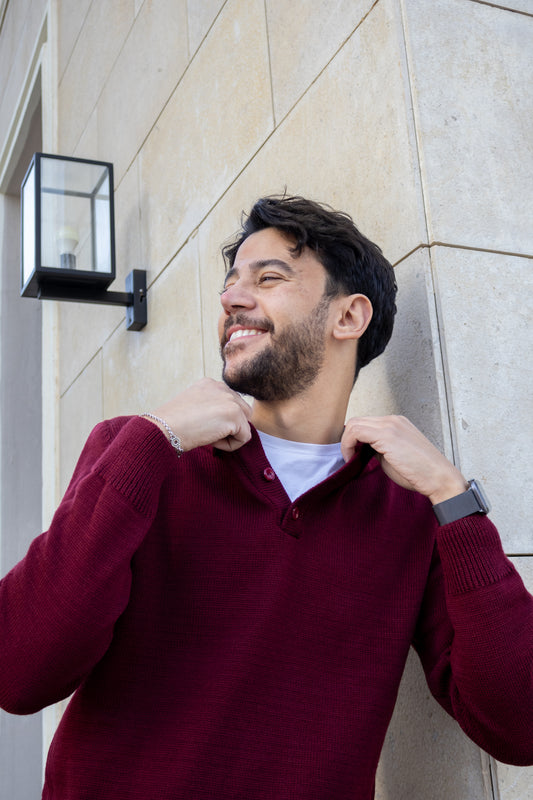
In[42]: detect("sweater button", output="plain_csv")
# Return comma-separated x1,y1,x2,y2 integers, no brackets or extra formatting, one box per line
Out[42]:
291,506,300,520
263,467,276,481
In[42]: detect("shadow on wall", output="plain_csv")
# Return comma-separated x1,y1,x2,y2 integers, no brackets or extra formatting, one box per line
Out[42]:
376,650,489,800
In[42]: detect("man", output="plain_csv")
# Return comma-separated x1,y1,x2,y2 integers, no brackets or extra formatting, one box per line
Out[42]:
1,195,532,799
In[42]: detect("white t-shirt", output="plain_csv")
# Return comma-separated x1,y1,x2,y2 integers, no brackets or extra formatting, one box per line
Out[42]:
257,430,345,502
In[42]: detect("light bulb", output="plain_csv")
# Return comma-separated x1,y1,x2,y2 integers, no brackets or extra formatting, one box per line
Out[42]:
57,225,79,269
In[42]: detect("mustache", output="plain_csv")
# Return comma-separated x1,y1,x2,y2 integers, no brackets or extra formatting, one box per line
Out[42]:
222,314,274,345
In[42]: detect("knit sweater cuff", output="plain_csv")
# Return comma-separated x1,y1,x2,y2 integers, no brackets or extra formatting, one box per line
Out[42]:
436,514,515,596
94,416,178,516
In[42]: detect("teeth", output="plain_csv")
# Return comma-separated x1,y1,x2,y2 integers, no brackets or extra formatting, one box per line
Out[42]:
229,328,264,342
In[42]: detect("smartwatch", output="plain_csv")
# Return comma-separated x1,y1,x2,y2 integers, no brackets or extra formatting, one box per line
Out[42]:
432,479,491,525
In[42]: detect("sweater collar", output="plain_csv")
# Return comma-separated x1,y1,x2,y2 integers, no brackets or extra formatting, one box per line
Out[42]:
214,425,377,501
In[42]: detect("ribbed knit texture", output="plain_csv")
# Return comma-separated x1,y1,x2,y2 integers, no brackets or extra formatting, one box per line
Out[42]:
0,417,532,799
436,514,515,594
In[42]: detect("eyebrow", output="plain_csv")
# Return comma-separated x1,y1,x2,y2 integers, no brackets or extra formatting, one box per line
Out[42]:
223,258,296,287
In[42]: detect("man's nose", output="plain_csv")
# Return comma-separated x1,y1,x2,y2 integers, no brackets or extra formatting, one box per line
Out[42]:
220,281,256,312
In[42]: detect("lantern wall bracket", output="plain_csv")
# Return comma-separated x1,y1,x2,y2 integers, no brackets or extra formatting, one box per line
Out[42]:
36,269,147,331
20,153,147,332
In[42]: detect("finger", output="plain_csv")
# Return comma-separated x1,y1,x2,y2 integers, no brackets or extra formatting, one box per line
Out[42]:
343,416,406,448
341,416,408,463
229,390,253,420
340,429,358,463
212,416,252,452
340,419,369,462
208,380,253,420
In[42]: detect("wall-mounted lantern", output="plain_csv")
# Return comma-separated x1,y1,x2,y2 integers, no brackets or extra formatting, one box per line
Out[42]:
21,152,147,330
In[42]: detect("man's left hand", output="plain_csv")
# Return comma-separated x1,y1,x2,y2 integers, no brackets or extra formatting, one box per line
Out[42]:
341,416,468,505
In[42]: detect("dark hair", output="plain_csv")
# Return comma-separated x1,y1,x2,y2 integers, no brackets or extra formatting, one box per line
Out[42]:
222,195,397,381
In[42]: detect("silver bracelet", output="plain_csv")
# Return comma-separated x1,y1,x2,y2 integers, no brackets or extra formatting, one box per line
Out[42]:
140,413,184,456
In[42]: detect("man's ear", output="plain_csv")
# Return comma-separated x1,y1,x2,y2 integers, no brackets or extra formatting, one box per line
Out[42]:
332,294,373,341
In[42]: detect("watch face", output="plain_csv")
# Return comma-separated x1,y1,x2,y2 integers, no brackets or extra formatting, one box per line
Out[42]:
469,479,491,514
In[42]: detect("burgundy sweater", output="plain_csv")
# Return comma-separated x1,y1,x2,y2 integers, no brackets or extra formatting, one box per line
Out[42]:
0,416,532,799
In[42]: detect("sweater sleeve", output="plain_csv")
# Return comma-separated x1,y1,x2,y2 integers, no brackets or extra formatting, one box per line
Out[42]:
0,416,177,715
413,513,533,766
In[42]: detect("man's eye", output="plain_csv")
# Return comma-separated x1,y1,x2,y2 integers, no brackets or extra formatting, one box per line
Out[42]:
258,274,280,284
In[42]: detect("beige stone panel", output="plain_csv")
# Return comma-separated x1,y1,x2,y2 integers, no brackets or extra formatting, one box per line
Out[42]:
57,0,92,81
376,650,488,800
114,158,143,288
97,0,189,185
494,556,533,799
58,301,124,396
348,247,451,453
0,0,34,108
58,0,135,154
430,246,533,553
187,0,225,55
73,105,98,159
102,235,203,418
507,0,533,12
219,0,424,257
58,158,142,395
402,0,533,254
478,0,533,15
496,764,533,800
265,0,375,122
59,351,103,496
197,214,227,381
0,0,27,95
0,0,47,154
139,0,274,277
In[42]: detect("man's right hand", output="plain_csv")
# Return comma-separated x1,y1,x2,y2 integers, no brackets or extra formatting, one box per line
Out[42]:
146,378,253,453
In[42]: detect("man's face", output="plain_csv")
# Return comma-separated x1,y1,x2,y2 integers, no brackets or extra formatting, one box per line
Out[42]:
218,227,332,401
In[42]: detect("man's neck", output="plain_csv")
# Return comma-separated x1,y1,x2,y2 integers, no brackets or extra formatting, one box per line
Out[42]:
251,389,349,445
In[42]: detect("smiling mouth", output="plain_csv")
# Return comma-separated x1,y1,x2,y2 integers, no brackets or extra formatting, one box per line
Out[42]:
228,328,265,344
223,316,273,349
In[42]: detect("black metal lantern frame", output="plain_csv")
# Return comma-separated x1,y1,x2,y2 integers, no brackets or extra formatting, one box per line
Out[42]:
21,153,146,331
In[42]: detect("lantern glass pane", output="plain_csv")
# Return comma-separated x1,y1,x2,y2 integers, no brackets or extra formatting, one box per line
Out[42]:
22,160,36,287
39,156,112,274
95,173,112,273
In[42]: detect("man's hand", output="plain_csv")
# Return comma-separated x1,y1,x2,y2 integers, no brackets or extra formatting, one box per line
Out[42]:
341,415,468,505
146,378,253,453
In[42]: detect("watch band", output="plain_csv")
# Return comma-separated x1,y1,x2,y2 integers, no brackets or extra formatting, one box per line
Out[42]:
433,479,491,526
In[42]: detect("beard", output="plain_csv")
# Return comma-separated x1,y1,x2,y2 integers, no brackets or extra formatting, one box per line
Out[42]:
220,295,331,402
